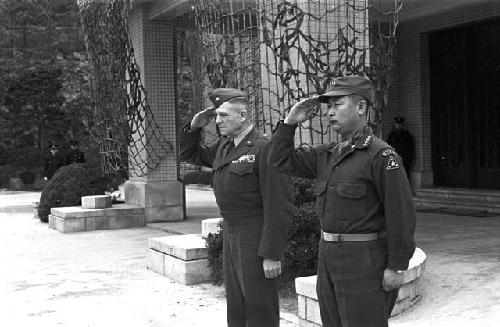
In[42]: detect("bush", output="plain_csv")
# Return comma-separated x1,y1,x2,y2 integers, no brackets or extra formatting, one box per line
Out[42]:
19,170,36,185
283,202,320,277
204,221,224,285
292,177,315,206
0,165,15,187
183,171,213,186
38,164,122,223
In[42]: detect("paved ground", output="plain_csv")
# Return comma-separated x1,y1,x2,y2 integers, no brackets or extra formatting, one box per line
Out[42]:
1,186,499,326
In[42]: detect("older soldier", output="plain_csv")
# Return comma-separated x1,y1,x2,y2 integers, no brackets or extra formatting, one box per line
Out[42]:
269,76,416,327
180,88,293,327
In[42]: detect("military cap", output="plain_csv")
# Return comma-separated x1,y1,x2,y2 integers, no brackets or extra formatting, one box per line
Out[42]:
208,88,248,109
318,75,373,103
69,140,79,145
394,116,405,123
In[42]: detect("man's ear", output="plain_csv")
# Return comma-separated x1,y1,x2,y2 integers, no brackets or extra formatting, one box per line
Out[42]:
357,100,367,116
240,109,248,122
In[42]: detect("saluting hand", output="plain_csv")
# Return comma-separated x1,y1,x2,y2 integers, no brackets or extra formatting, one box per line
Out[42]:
263,258,282,279
284,96,321,125
382,268,404,292
190,107,215,129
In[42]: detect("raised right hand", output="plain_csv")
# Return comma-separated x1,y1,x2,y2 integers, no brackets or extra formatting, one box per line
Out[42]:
190,107,215,129
284,96,321,125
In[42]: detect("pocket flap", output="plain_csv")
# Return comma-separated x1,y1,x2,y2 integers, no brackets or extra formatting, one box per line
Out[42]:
314,181,328,195
228,163,254,176
336,182,367,198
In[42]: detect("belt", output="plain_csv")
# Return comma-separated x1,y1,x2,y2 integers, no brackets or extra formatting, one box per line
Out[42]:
321,230,386,242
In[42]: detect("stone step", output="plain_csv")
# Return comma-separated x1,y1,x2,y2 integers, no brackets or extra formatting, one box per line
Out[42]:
414,195,500,214
81,195,112,209
147,234,210,285
295,248,427,325
415,188,500,203
49,204,145,233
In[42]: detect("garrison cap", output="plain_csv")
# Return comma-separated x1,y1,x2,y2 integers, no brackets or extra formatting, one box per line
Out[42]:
318,75,373,103
208,88,248,109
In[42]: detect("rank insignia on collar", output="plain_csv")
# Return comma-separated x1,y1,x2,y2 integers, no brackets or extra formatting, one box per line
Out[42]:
382,149,396,156
386,155,399,170
232,154,255,163
363,136,372,147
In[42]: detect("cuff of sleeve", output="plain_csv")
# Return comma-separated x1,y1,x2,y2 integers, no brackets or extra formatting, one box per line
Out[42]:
257,249,283,262
182,122,202,134
387,254,411,271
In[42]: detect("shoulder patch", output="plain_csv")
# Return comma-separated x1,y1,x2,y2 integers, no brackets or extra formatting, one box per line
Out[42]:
386,155,400,170
382,149,396,157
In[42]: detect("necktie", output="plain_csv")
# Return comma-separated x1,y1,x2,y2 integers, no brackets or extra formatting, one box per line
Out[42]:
225,140,235,158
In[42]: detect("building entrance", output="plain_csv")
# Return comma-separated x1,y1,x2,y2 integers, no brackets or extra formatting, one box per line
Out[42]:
429,18,500,189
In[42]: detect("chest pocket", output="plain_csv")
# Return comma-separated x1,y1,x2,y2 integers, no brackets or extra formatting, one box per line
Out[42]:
225,162,258,192
314,181,328,217
335,182,367,220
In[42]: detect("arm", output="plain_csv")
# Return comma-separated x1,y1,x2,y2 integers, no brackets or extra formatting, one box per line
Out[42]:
371,149,416,289
179,107,220,167
270,122,318,179
257,142,294,277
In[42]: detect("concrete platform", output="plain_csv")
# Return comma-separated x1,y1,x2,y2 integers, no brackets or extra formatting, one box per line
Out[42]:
296,247,427,326
48,204,145,233
147,234,210,285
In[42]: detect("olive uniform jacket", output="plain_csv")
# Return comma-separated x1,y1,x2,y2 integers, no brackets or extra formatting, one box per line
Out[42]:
180,124,293,260
270,123,416,270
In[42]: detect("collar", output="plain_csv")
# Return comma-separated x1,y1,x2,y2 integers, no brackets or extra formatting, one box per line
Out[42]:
329,126,374,152
233,125,253,146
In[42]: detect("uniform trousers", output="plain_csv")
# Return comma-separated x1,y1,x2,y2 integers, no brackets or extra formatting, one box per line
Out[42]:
223,220,279,327
316,238,398,327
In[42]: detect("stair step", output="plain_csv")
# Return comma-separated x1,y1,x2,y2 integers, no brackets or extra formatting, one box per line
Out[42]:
415,188,500,203
414,196,500,214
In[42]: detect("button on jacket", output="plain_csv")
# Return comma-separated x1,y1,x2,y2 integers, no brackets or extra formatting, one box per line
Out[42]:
270,122,415,271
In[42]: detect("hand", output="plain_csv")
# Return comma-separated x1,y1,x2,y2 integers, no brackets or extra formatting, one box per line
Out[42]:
190,107,215,129
284,96,321,125
382,268,404,292
263,258,282,279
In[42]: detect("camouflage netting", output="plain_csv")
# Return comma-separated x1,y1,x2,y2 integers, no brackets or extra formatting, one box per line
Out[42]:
79,0,172,177
191,0,402,144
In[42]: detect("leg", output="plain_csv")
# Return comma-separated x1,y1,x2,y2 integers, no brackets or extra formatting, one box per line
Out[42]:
224,227,246,327
316,240,342,327
240,223,279,327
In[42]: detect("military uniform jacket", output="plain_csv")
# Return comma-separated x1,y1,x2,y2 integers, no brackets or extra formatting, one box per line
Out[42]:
270,123,416,270
65,149,85,165
180,124,293,261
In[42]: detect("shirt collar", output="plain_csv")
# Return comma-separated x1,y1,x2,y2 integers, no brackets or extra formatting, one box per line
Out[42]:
233,125,253,146
330,125,374,152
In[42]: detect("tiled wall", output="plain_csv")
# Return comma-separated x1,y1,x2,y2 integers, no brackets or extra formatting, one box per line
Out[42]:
129,4,179,182
385,1,500,187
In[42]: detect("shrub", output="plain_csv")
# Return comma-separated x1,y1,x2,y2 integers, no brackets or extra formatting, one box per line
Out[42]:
0,165,15,187
292,177,315,206
38,164,120,223
283,202,320,277
183,171,213,186
204,221,224,285
19,170,36,185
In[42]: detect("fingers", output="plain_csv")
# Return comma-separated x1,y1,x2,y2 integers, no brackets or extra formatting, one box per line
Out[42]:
263,260,282,279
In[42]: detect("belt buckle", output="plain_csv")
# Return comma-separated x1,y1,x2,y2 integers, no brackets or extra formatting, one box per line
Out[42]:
336,233,343,243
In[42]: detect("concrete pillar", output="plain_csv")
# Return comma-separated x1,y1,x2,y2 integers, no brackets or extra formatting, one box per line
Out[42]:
124,4,185,222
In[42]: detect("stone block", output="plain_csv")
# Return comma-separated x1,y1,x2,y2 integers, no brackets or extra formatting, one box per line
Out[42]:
104,204,144,216
149,234,207,260
108,214,145,229
94,215,110,230
295,275,318,300
48,214,56,229
50,216,85,233
81,195,111,209
51,206,106,219
305,297,322,325
85,217,96,231
298,318,321,327
146,248,165,276
202,218,223,238
163,254,210,285
297,295,306,319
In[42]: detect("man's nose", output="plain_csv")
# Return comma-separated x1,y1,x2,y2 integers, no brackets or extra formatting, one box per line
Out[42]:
328,108,335,117
215,115,222,124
